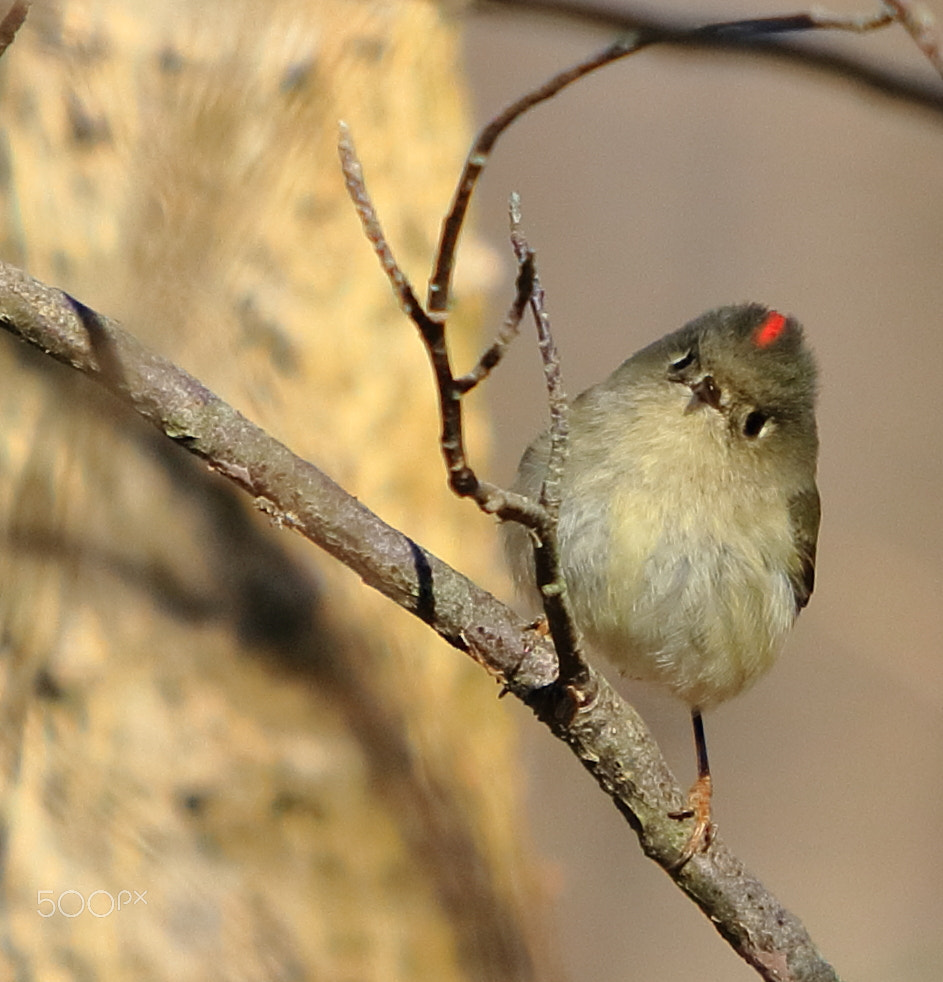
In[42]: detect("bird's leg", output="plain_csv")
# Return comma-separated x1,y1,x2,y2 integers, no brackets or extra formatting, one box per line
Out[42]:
669,708,714,867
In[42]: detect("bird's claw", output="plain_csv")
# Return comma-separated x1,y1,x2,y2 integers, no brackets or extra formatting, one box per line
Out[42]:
668,773,714,869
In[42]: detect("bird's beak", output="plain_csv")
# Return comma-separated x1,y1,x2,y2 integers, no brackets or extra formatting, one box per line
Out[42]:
685,375,721,413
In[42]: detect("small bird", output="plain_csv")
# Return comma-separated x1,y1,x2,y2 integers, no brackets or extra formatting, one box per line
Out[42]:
505,303,820,864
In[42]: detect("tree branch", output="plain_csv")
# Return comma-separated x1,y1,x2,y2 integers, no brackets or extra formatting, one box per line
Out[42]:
0,258,842,981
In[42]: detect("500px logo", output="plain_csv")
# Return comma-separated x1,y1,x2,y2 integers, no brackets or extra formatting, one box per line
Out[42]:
37,889,147,917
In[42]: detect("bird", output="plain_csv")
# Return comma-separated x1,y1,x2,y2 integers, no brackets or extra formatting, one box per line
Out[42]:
504,303,820,864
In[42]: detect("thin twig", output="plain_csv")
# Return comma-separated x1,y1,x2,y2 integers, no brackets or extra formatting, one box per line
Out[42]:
428,1,923,324
696,6,893,35
338,126,561,564
480,0,897,36
472,0,943,114
507,195,567,523
337,122,428,326
339,122,579,553
428,34,648,316
454,252,534,393
338,124,479,497
428,0,943,348
506,195,589,689
0,1,29,60
883,0,943,78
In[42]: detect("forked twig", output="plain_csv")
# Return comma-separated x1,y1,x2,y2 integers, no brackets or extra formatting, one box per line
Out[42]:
338,122,478,501
339,126,591,686
338,127,554,528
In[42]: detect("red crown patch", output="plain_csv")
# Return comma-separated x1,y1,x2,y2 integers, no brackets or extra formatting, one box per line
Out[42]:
752,311,787,349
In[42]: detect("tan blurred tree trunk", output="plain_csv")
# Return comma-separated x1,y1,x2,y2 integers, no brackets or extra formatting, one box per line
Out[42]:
0,2,552,979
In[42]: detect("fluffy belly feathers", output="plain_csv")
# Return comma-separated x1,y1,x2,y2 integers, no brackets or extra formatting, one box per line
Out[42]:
561,483,797,708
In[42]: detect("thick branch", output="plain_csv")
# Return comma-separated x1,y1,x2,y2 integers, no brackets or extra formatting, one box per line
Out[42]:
0,259,841,981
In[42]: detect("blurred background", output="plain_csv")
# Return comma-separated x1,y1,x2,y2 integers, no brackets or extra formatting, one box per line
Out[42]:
463,2,943,980
0,2,939,981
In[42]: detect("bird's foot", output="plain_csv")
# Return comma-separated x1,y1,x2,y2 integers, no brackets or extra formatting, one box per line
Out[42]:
668,773,714,869
527,615,550,637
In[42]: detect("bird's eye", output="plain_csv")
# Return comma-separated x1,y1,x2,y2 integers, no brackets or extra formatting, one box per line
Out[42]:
668,349,695,373
742,410,769,438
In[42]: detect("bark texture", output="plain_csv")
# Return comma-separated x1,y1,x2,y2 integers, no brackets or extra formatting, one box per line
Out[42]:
0,3,550,980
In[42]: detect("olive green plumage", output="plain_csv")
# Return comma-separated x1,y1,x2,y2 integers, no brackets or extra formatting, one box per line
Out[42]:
505,303,820,710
